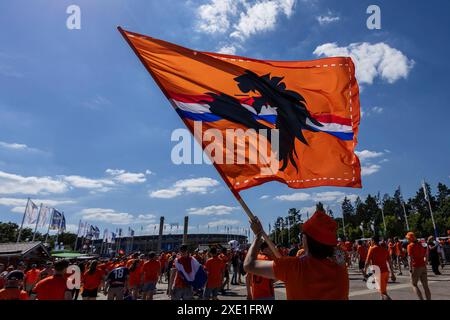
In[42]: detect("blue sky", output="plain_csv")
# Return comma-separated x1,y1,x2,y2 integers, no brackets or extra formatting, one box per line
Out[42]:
0,0,449,237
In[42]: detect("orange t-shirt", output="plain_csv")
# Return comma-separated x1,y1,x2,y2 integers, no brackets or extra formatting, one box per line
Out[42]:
82,269,104,290
273,255,349,300
25,268,40,285
366,245,389,273
160,255,167,268
388,243,394,256
143,260,160,283
395,242,405,257
204,256,225,289
407,243,426,268
344,242,352,252
357,245,368,261
129,265,143,287
33,275,68,300
0,288,29,300
251,254,274,299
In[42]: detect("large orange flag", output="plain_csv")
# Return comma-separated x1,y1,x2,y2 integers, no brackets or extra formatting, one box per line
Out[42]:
119,27,362,193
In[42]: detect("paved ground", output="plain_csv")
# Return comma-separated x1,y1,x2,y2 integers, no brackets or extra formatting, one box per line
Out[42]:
95,264,450,300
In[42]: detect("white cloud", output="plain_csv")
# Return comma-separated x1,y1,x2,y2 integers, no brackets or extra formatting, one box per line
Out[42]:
80,208,156,226
355,150,384,162
361,164,381,176
260,195,270,199
80,208,134,225
275,191,359,203
105,169,150,184
299,206,317,217
0,197,76,214
83,95,111,110
275,192,311,201
206,219,241,228
63,175,115,192
149,177,220,199
217,45,237,55
312,191,345,202
0,141,28,150
0,171,68,195
187,205,238,216
197,0,238,34
230,0,295,41
313,42,414,85
135,214,157,224
371,106,384,114
362,106,384,117
196,0,296,54
317,11,340,25
149,188,182,199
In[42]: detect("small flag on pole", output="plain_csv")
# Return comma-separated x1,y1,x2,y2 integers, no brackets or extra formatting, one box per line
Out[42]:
422,181,429,201
25,200,39,224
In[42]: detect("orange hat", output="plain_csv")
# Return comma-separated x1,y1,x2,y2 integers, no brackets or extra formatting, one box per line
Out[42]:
406,232,416,242
302,210,337,246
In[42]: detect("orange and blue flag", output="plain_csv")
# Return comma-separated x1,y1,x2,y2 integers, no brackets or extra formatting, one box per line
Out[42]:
119,27,362,191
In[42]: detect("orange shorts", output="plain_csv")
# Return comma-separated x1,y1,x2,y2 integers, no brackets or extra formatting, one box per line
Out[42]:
378,272,389,295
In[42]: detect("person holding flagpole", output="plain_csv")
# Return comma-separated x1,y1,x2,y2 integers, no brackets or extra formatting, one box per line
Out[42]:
244,210,349,300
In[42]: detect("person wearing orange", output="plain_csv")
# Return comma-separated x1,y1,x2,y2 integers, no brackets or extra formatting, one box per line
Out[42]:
128,258,143,299
244,210,349,300
364,236,396,300
356,240,368,276
0,270,29,300
406,232,431,300
142,252,160,300
246,242,275,300
219,248,230,294
393,237,404,275
24,264,40,294
168,244,196,300
203,247,225,300
38,261,54,281
81,261,104,300
344,240,353,266
32,260,72,300
159,251,167,283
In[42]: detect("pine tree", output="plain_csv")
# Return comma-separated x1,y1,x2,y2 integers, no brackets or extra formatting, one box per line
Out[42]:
316,202,325,212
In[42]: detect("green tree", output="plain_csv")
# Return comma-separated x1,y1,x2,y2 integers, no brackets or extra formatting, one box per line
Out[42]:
316,202,325,212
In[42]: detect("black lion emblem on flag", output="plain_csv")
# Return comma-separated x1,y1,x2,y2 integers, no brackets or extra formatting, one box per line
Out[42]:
200,70,322,172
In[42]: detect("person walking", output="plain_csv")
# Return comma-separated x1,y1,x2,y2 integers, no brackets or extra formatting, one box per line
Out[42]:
364,236,396,300
427,236,441,275
406,232,431,300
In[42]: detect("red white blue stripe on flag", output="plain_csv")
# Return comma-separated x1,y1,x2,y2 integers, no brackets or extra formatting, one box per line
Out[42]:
171,97,354,141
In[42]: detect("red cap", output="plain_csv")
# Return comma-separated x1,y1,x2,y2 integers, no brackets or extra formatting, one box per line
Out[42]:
302,210,337,246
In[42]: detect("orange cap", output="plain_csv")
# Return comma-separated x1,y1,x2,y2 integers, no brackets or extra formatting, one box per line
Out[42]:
302,210,337,246
406,232,416,242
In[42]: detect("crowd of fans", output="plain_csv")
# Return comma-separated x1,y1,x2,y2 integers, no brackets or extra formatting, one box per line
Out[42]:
0,210,448,300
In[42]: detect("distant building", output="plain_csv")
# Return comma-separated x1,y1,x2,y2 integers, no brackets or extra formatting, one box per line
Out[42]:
92,233,247,255
0,242,51,266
